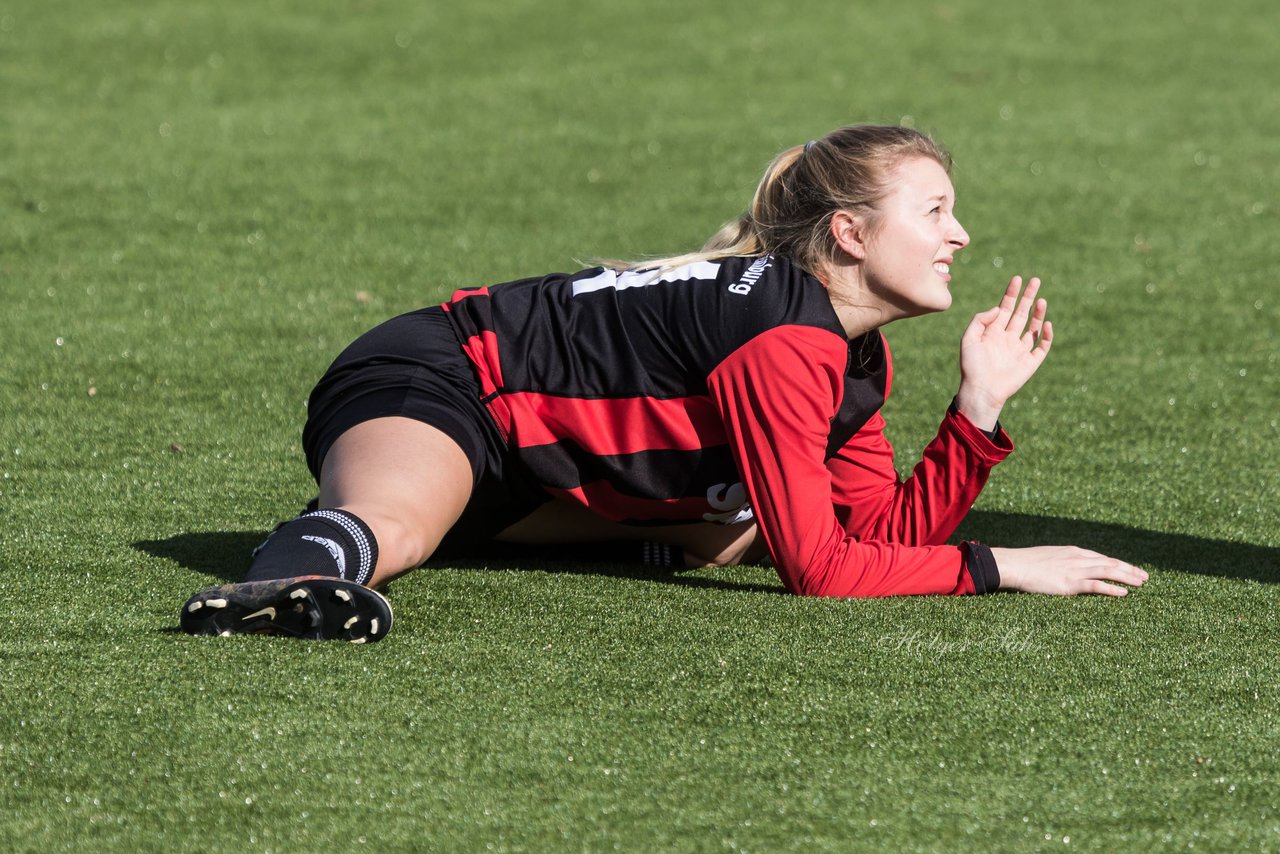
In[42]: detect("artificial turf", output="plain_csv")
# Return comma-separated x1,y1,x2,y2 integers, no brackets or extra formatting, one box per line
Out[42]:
3,0,1278,850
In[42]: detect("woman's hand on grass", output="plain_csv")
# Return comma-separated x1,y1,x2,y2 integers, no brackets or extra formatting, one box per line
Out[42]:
956,276,1053,431
990,546,1148,596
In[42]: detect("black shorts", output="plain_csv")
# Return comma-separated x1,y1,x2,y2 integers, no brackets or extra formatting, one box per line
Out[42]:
302,305,549,552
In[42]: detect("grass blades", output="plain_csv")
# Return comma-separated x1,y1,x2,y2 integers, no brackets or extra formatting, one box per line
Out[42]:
3,0,1278,850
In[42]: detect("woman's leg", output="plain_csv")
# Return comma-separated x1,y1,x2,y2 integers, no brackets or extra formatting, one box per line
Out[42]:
241,416,475,586
180,416,474,641
495,499,769,568
317,416,475,587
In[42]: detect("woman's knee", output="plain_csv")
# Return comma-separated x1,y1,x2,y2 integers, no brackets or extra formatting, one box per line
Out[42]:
335,504,447,585
319,418,478,582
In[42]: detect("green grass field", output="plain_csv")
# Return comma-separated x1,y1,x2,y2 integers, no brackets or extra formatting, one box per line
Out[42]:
3,0,1279,850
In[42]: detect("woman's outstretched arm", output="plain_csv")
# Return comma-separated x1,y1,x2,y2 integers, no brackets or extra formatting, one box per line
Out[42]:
708,279,1145,598
825,407,1010,546
709,325,989,597
952,275,1146,593
825,275,1050,547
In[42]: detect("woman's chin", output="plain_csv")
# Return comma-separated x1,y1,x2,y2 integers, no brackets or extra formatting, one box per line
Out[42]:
919,290,952,314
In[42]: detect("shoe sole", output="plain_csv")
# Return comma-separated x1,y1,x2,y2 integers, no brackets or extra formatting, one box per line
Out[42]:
180,577,393,643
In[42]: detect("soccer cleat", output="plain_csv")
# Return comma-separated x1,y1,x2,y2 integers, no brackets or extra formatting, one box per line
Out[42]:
180,576,392,643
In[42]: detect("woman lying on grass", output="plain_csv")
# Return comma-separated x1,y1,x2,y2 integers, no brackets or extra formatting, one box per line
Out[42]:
180,124,1146,642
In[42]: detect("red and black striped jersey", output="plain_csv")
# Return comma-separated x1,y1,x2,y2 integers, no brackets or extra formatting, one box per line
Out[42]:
443,255,1012,597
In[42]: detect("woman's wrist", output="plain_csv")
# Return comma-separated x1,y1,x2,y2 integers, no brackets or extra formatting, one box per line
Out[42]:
954,386,1003,432
988,548,1022,591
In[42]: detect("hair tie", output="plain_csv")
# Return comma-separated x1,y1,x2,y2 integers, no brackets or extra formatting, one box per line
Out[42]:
803,139,817,154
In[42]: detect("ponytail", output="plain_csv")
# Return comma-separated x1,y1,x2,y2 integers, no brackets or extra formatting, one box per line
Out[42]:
702,213,764,256
598,211,765,275
604,125,950,277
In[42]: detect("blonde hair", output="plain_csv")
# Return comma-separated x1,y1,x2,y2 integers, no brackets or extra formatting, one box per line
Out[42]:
611,124,952,277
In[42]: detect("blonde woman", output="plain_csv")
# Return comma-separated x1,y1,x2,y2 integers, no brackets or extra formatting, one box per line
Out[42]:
181,125,1146,642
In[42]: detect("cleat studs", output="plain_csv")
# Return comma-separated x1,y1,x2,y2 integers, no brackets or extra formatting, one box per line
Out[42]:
290,589,309,600
187,601,204,613
205,598,228,609
334,589,352,603
369,618,380,635
351,637,367,644
219,630,233,637
343,616,358,630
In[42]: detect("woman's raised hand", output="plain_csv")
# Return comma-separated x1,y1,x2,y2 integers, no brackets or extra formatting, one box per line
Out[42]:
955,276,1053,431
990,546,1149,596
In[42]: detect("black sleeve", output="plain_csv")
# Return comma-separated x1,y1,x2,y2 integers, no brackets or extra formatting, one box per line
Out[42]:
961,541,1001,594
949,397,1001,442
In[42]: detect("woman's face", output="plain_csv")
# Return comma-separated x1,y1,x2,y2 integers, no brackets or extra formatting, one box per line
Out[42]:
860,156,970,318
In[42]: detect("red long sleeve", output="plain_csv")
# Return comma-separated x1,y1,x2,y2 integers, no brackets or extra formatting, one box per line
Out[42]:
707,325,1010,598
827,408,1012,545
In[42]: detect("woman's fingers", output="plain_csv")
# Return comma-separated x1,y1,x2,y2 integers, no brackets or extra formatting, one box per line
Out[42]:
992,277,1049,348
1006,277,1041,331
997,276,1022,313
1023,297,1048,342
1068,552,1149,593
1084,579,1132,597
972,305,1002,326
1036,319,1054,355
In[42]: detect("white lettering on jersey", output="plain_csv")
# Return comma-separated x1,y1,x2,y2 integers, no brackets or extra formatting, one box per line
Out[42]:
727,255,772,295
571,261,723,296
703,482,754,524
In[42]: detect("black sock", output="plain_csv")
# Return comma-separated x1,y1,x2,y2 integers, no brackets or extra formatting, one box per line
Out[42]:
640,541,682,567
244,509,379,586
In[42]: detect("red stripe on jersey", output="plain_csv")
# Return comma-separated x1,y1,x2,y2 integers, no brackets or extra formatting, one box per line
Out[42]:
454,329,515,440
543,483,715,523
454,330,504,397
444,287,491,303
501,392,727,455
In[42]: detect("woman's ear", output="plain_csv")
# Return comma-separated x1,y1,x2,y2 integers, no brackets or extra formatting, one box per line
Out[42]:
830,210,868,260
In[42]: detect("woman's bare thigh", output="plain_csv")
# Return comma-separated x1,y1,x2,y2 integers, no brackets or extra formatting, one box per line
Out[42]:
319,416,475,585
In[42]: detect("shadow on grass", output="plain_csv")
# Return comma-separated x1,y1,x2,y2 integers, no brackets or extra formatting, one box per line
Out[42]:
133,532,784,594
136,512,1280,594
135,531,266,584
960,510,1280,585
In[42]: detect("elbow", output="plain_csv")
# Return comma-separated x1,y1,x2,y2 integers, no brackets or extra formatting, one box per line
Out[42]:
787,579,876,599
779,559,868,598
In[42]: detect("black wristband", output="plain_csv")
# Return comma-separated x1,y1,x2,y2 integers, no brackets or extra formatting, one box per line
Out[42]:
961,541,1001,594
949,397,1000,442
